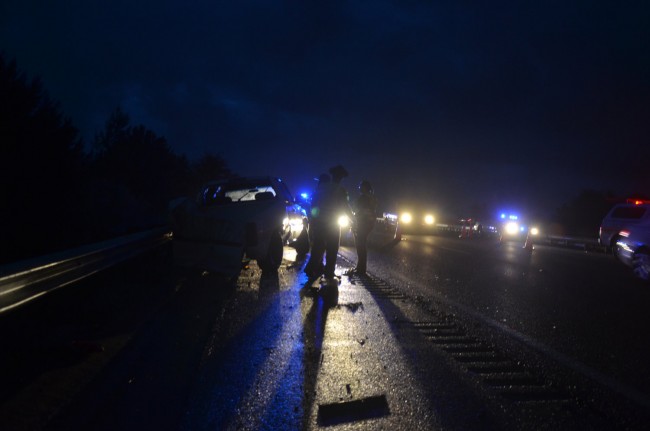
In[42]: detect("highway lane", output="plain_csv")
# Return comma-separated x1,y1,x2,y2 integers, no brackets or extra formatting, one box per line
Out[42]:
40,249,466,430
3,234,650,430
340,234,650,408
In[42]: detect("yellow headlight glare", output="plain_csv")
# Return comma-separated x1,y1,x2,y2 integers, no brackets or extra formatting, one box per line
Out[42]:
504,221,519,235
400,212,413,224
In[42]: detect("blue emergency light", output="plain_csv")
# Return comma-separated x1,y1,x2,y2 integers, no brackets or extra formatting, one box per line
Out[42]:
500,212,519,220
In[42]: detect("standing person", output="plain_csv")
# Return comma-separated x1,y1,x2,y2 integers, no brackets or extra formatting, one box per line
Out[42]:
350,180,377,275
323,165,353,280
304,173,331,279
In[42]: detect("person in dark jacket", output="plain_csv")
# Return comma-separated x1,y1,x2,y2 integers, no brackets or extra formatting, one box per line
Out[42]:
350,180,377,275
323,165,353,279
304,166,353,280
304,173,331,278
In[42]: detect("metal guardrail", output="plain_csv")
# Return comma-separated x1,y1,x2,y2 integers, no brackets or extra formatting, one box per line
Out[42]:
536,235,606,252
0,228,171,315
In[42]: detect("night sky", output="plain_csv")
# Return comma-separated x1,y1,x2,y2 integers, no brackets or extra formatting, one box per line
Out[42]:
2,1,649,219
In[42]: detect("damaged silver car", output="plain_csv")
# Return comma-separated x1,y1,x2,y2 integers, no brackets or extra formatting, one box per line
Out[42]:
169,176,306,275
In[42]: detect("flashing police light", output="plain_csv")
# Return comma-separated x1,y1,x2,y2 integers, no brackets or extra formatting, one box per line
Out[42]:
500,213,519,220
626,198,650,205
300,192,309,200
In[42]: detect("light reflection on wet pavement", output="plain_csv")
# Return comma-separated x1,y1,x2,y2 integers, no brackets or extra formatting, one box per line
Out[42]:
181,249,438,430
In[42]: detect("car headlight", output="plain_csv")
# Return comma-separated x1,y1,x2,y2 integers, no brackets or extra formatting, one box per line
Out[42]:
290,217,304,231
400,212,412,224
530,227,539,236
504,221,519,235
424,214,435,225
284,216,304,232
338,215,350,228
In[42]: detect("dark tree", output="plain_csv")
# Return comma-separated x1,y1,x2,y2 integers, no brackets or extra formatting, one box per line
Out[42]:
553,189,620,237
91,108,192,234
0,55,88,262
0,55,235,264
190,152,234,193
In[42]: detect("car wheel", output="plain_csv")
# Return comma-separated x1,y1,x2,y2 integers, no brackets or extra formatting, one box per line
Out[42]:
258,230,283,272
632,249,650,282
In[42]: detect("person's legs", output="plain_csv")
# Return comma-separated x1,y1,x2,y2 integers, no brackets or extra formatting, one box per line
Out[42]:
305,223,325,277
354,225,371,273
324,224,341,278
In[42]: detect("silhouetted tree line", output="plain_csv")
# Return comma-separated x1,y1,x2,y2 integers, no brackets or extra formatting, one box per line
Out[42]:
0,55,233,264
550,190,628,237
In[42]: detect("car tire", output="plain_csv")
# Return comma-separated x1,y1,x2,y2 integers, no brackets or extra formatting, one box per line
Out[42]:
632,249,650,282
258,230,283,272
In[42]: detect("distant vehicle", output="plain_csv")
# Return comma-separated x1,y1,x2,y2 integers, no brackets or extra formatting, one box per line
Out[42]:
169,176,306,274
457,218,493,239
341,212,402,246
497,213,539,242
599,201,650,255
397,209,437,234
615,222,650,282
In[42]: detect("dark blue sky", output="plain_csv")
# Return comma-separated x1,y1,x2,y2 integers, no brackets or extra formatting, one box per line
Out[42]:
2,1,649,218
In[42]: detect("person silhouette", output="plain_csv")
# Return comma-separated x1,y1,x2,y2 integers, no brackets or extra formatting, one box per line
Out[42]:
303,166,353,281
304,173,330,279
350,180,377,275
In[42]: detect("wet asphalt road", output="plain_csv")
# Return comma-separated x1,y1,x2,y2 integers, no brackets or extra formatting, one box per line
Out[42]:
348,234,650,402
2,235,650,429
